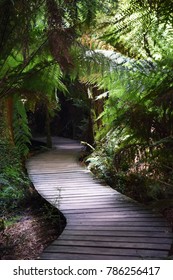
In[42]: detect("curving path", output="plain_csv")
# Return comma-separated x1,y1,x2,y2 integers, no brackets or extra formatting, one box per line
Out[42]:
26,137,173,260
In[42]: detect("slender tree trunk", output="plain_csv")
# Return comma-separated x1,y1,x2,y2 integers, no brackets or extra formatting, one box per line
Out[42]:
86,87,95,146
6,96,15,144
0,99,6,140
87,104,95,145
92,87,104,129
45,105,52,148
0,97,14,144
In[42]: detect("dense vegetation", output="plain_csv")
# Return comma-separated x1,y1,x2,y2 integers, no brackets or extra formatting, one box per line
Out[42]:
81,0,173,207
0,0,173,232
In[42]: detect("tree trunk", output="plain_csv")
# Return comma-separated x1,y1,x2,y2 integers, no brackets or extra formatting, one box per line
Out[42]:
6,96,15,144
0,97,14,144
45,106,52,148
86,89,95,147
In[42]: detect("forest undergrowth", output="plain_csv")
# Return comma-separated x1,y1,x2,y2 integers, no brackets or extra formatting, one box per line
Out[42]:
86,140,173,226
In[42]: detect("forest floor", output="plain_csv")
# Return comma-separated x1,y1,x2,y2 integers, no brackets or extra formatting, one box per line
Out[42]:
0,195,66,260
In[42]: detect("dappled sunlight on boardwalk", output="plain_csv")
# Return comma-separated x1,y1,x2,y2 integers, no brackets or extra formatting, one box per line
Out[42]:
26,137,173,260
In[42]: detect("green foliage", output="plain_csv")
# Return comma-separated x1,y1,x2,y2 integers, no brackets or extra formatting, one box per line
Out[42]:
79,0,173,205
4,215,22,228
1,0,173,208
23,60,67,96
0,0,48,98
87,139,173,203
12,95,32,157
95,0,173,60
0,140,30,214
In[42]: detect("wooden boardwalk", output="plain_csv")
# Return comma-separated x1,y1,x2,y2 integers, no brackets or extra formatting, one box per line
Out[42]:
26,137,173,260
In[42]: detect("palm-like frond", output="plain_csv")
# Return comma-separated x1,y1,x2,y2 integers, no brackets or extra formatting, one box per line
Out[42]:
12,95,32,157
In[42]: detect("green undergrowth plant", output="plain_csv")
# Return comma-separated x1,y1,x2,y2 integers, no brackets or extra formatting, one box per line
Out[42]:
0,139,30,216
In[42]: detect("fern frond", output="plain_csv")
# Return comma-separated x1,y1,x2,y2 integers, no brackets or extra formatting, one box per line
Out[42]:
12,95,31,157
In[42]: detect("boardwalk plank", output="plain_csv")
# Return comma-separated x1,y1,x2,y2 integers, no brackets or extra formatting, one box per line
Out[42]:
65,225,170,232
44,245,167,258
51,239,170,250
63,229,173,238
67,220,167,226
57,234,172,244
41,253,141,260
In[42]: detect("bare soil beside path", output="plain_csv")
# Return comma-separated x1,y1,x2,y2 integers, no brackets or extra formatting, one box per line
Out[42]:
0,194,66,260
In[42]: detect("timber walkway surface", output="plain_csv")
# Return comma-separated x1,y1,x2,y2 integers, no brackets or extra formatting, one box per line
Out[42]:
26,137,173,260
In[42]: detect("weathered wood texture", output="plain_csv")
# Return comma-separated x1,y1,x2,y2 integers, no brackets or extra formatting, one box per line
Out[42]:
26,137,173,260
